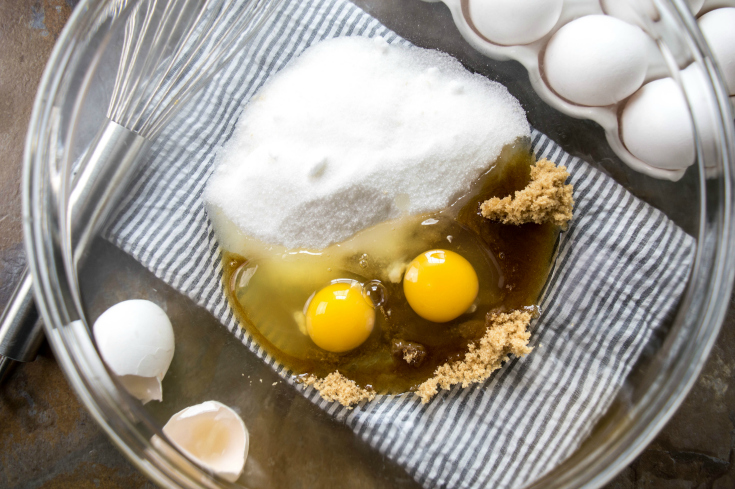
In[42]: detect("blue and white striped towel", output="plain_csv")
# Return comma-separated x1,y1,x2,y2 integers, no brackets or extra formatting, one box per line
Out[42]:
106,0,696,487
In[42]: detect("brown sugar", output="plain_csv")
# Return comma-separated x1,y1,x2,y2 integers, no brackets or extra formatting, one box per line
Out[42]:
480,159,574,229
302,371,376,408
415,311,533,404
391,339,427,367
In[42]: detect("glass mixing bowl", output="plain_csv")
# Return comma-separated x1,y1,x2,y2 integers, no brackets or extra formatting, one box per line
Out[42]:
23,0,735,487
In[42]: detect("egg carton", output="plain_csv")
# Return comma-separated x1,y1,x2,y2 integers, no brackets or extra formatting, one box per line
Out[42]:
425,0,735,181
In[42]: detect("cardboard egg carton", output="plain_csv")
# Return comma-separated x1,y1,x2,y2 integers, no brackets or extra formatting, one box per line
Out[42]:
427,0,735,181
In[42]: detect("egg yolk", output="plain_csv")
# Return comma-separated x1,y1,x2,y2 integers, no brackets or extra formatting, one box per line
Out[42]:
403,249,479,323
305,281,375,353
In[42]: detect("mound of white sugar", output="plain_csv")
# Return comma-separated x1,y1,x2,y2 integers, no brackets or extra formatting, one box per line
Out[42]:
205,36,530,250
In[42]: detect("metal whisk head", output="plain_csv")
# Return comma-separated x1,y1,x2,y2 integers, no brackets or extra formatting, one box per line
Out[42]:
108,0,275,139
0,0,281,385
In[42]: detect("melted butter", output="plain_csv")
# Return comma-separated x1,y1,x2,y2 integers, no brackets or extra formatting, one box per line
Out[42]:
217,139,559,394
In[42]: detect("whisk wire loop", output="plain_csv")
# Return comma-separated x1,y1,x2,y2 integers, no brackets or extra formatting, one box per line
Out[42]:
128,0,218,130
111,0,158,125
133,0,229,132
107,0,278,139
109,15,139,121
147,0,274,136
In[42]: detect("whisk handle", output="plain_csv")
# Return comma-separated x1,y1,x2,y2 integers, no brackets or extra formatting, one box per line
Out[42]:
0,269,44,381
71,120,151,260
0,120,151,383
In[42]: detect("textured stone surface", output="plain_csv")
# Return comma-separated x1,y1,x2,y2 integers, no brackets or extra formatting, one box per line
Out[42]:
0,0,74,255
0,0,734,488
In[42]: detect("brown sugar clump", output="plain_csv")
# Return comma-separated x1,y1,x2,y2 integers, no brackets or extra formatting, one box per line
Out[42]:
416,311,533,404
404,350,419,364
480,159,574,229
301,371,376,408
391,339,427,367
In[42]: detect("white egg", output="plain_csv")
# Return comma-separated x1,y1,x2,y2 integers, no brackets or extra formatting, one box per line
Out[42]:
621,77,695,170
160,401,249,483
698,8,735,95
681,63,721,169
468,0,563,45
93,300,175,404
690,0,707,14
700,0,735,14
543,15,649,106
600,0,657,27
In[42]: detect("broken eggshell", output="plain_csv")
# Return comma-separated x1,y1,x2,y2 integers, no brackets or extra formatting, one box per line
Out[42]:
159,401,249,483
93,299,175,404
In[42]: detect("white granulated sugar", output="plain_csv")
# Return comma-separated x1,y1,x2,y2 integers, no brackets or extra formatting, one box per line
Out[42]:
205,36,529,250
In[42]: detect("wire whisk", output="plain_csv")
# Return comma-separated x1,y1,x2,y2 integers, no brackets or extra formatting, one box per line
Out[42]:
110,0,275,138
0,0,281,380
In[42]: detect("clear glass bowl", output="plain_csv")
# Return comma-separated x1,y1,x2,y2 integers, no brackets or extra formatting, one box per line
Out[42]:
23,0,735,487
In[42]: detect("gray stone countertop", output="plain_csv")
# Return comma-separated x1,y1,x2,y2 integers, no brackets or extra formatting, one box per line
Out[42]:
1,0,733,487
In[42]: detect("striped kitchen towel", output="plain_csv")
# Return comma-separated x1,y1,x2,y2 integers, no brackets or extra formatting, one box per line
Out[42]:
105,0,696,487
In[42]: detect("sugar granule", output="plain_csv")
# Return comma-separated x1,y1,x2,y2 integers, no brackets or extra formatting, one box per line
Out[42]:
205,36,530,250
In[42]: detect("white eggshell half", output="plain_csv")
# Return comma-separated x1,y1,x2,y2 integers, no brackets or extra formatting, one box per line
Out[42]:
119,375,163,404
698,8,735,95
621,78,695,170
93,300,175,403
468,0,564,45
162,401,249,483
544,15,649,106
